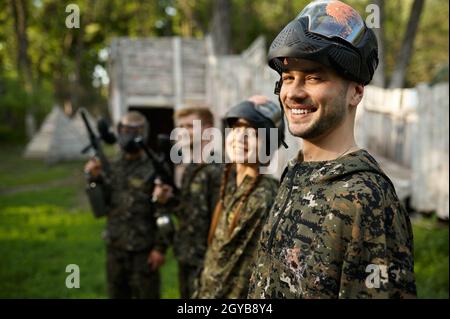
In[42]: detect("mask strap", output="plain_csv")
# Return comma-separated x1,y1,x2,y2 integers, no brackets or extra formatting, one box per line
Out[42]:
274,79,282,95
274,78,288,149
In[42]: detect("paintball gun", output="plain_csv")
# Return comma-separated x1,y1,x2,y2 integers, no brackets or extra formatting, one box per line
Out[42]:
80,108,114,218
133,135,176,242
133,135,177,194
80,108,112,176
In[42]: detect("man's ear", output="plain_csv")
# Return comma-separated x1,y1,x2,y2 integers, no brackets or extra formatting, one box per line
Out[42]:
349,82,364,108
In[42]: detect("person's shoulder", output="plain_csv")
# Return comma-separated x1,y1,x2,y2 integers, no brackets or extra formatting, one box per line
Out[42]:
338,169,397,200
329,170,403,221
340,149,397,197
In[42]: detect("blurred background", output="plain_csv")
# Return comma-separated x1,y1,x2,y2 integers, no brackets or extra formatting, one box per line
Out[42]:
0,0,448,298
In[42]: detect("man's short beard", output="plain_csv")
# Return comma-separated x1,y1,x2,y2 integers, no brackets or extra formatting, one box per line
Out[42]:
292,104,346,140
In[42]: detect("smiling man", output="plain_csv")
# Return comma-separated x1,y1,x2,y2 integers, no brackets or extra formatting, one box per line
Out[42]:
248,0,416,299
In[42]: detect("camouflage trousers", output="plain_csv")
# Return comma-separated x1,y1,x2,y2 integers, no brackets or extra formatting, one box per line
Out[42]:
178,261,200,299
106,246,160,299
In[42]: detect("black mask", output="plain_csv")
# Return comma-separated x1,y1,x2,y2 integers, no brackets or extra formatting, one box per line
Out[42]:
118,133,142,153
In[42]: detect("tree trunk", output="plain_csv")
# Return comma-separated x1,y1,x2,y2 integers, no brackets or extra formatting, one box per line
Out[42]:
372,0,386,88
178,0,206,36
388,0,425,88
71,26,84,115
11,0,36,138
71,0,96,115
211,0,232,55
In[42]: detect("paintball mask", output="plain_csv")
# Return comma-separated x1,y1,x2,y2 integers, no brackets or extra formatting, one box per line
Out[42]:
269,0,379,91
117,114,148,154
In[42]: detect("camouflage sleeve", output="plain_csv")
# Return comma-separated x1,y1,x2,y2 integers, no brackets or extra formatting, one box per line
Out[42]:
338,181,416,299
189,166,221,256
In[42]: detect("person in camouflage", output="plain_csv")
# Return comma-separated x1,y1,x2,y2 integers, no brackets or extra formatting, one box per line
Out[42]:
248,0,416,299
193,96,284,299
84,111,169,299
153,108,222,299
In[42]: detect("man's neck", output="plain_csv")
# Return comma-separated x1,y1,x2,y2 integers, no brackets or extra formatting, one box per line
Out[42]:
235,163,258,187
302,119,358,162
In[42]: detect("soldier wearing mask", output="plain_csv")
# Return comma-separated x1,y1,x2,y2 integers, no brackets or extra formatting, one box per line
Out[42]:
84,110,169,299
193,95,284,299
153,107,222,299
248,0,416,299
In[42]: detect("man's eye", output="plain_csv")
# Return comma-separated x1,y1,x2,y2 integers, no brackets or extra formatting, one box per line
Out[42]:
306,75,321,82
282,75,294,81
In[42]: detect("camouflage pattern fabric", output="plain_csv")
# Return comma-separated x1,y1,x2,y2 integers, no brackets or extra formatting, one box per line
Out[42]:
195,170,278,299
178,262,201,299
156,163,222,298
106,246,160,299
91,153,169,299
102,154,168,253
248,149,416,299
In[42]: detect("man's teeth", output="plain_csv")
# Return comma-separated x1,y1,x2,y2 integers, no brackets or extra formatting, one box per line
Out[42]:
291,108,314,115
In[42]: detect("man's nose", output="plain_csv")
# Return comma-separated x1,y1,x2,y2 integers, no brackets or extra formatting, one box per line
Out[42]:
285,81,308,102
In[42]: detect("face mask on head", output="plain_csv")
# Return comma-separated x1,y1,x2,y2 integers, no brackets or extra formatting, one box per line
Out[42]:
118,132,142,153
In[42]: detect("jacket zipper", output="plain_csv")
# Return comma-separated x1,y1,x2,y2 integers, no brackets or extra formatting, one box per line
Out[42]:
267,165,297,251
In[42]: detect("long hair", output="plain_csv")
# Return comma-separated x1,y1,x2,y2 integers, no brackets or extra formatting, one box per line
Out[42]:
207,163,260,245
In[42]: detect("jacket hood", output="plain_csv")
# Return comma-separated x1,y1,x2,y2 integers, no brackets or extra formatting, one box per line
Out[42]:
286,149,393,188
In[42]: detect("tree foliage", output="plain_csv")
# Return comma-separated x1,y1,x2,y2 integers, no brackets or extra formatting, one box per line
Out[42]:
0,0,448,142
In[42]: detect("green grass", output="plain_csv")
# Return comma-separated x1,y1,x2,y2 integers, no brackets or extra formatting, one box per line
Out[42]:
0,145,179,298
412,218,449,299
0,205,179,298
0,145,448,299
0,206,106,298
0,185,83,208
0,147,81,190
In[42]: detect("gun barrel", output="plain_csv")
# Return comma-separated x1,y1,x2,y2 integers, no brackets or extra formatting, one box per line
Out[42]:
80,108,111,175
134,137,176,190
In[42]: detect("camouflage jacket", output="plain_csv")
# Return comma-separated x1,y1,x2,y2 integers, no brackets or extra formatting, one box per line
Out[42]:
195,170,278,299
98,153,169,253
156,163,222,266
248,149,416,299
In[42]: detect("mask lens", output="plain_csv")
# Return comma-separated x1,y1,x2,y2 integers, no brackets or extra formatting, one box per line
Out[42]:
297,0,365,45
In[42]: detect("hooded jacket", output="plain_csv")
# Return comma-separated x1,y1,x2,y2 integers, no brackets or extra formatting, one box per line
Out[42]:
195,169,278,299
248,149,416,299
